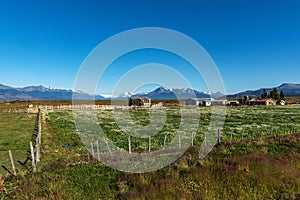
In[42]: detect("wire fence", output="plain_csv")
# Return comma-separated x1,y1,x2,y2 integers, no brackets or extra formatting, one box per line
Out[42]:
0,108,42,175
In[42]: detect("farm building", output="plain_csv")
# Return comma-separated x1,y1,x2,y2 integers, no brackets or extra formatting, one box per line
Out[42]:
249,98,276,106
185,98,201,106
211,99,227,106
128,97,151,108
279,100,285,105
184,98,239,107
226,100,240,106
202,99,212,106
184,98,212,106
183,98,212,106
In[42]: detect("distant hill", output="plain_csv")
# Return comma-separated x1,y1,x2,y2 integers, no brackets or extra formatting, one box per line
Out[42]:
0,84,105,100
228,83,300,98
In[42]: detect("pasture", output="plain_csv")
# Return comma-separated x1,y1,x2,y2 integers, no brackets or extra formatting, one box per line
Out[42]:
0,103,300,199
0,109,36,174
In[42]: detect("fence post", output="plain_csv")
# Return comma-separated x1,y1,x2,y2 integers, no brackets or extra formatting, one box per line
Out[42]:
163,135,167,150
260,130,263,139
242,129,244,140
218,129,221,144
284,126,287,135
252,130,254,140
36,108,42,164
128,135,131,154
230,131,233,143
9,150,17,176
105,140,112,156
91,142,94,157
178,132,181,148
148,136,151,152
191,132,194,146
96,141,100,160
30,141,36,172
204,132,207,146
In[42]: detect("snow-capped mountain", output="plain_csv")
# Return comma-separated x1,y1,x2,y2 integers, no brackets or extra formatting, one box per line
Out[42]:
0,84,105,100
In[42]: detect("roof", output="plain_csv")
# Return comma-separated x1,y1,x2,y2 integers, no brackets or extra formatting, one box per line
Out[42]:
250,98,276,102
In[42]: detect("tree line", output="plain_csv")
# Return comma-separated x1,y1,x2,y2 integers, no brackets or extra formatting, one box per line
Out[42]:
261,88,285,101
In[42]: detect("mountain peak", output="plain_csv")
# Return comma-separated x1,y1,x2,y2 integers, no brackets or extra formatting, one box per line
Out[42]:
154,87,168,92
278,83,300,89
20,85,50,92
0,84,12,90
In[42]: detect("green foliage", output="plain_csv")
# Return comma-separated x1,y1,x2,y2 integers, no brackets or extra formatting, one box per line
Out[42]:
269,88,280,100
261,88,268,99
280,90,285,101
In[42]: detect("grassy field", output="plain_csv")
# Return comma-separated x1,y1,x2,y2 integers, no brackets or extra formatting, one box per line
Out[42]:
1,104,300,199
0,109,37,174
76,105,300,153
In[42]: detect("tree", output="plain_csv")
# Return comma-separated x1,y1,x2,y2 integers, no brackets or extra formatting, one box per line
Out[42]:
261,88,268,99
280,90,285,101
269,88,279,100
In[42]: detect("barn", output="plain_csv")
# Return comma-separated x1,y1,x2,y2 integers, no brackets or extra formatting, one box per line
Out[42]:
249,98,277,106
128,97,151,108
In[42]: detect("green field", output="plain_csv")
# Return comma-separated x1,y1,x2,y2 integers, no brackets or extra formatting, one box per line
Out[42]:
1,104,300,199
0,110,37,174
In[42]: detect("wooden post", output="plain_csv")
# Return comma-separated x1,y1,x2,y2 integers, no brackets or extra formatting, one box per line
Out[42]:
260,130,263,139
148,136,151,152
105,140,112,156
128,135,131,154
242,129,244,140
218,129,221,144
96,141,100,160
91,142,94,157
230,131,233,143
36,108,42,164
163,135,167,150
204,132,207,146
30,141,36,172
36,135,40,164
284,126,287,135
178,132,181,148
9,150,17,176
191,132,194,146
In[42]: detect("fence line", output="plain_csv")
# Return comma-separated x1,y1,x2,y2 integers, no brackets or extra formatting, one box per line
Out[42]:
27,107,43,173
87,125,298,159
1,109,43,175
28,104,128,112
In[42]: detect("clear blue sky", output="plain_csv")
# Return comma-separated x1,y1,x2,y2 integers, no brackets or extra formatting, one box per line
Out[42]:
0,0,299,94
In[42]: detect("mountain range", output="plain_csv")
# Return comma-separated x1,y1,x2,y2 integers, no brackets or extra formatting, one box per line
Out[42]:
227,83,300,98
0,84,105,100
0,83,300,100
128,87,224,100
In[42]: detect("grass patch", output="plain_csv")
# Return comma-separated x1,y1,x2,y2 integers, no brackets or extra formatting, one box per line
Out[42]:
0,112,36,174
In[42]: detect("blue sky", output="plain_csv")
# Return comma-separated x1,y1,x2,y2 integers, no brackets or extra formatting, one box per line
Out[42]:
0,0,299,94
